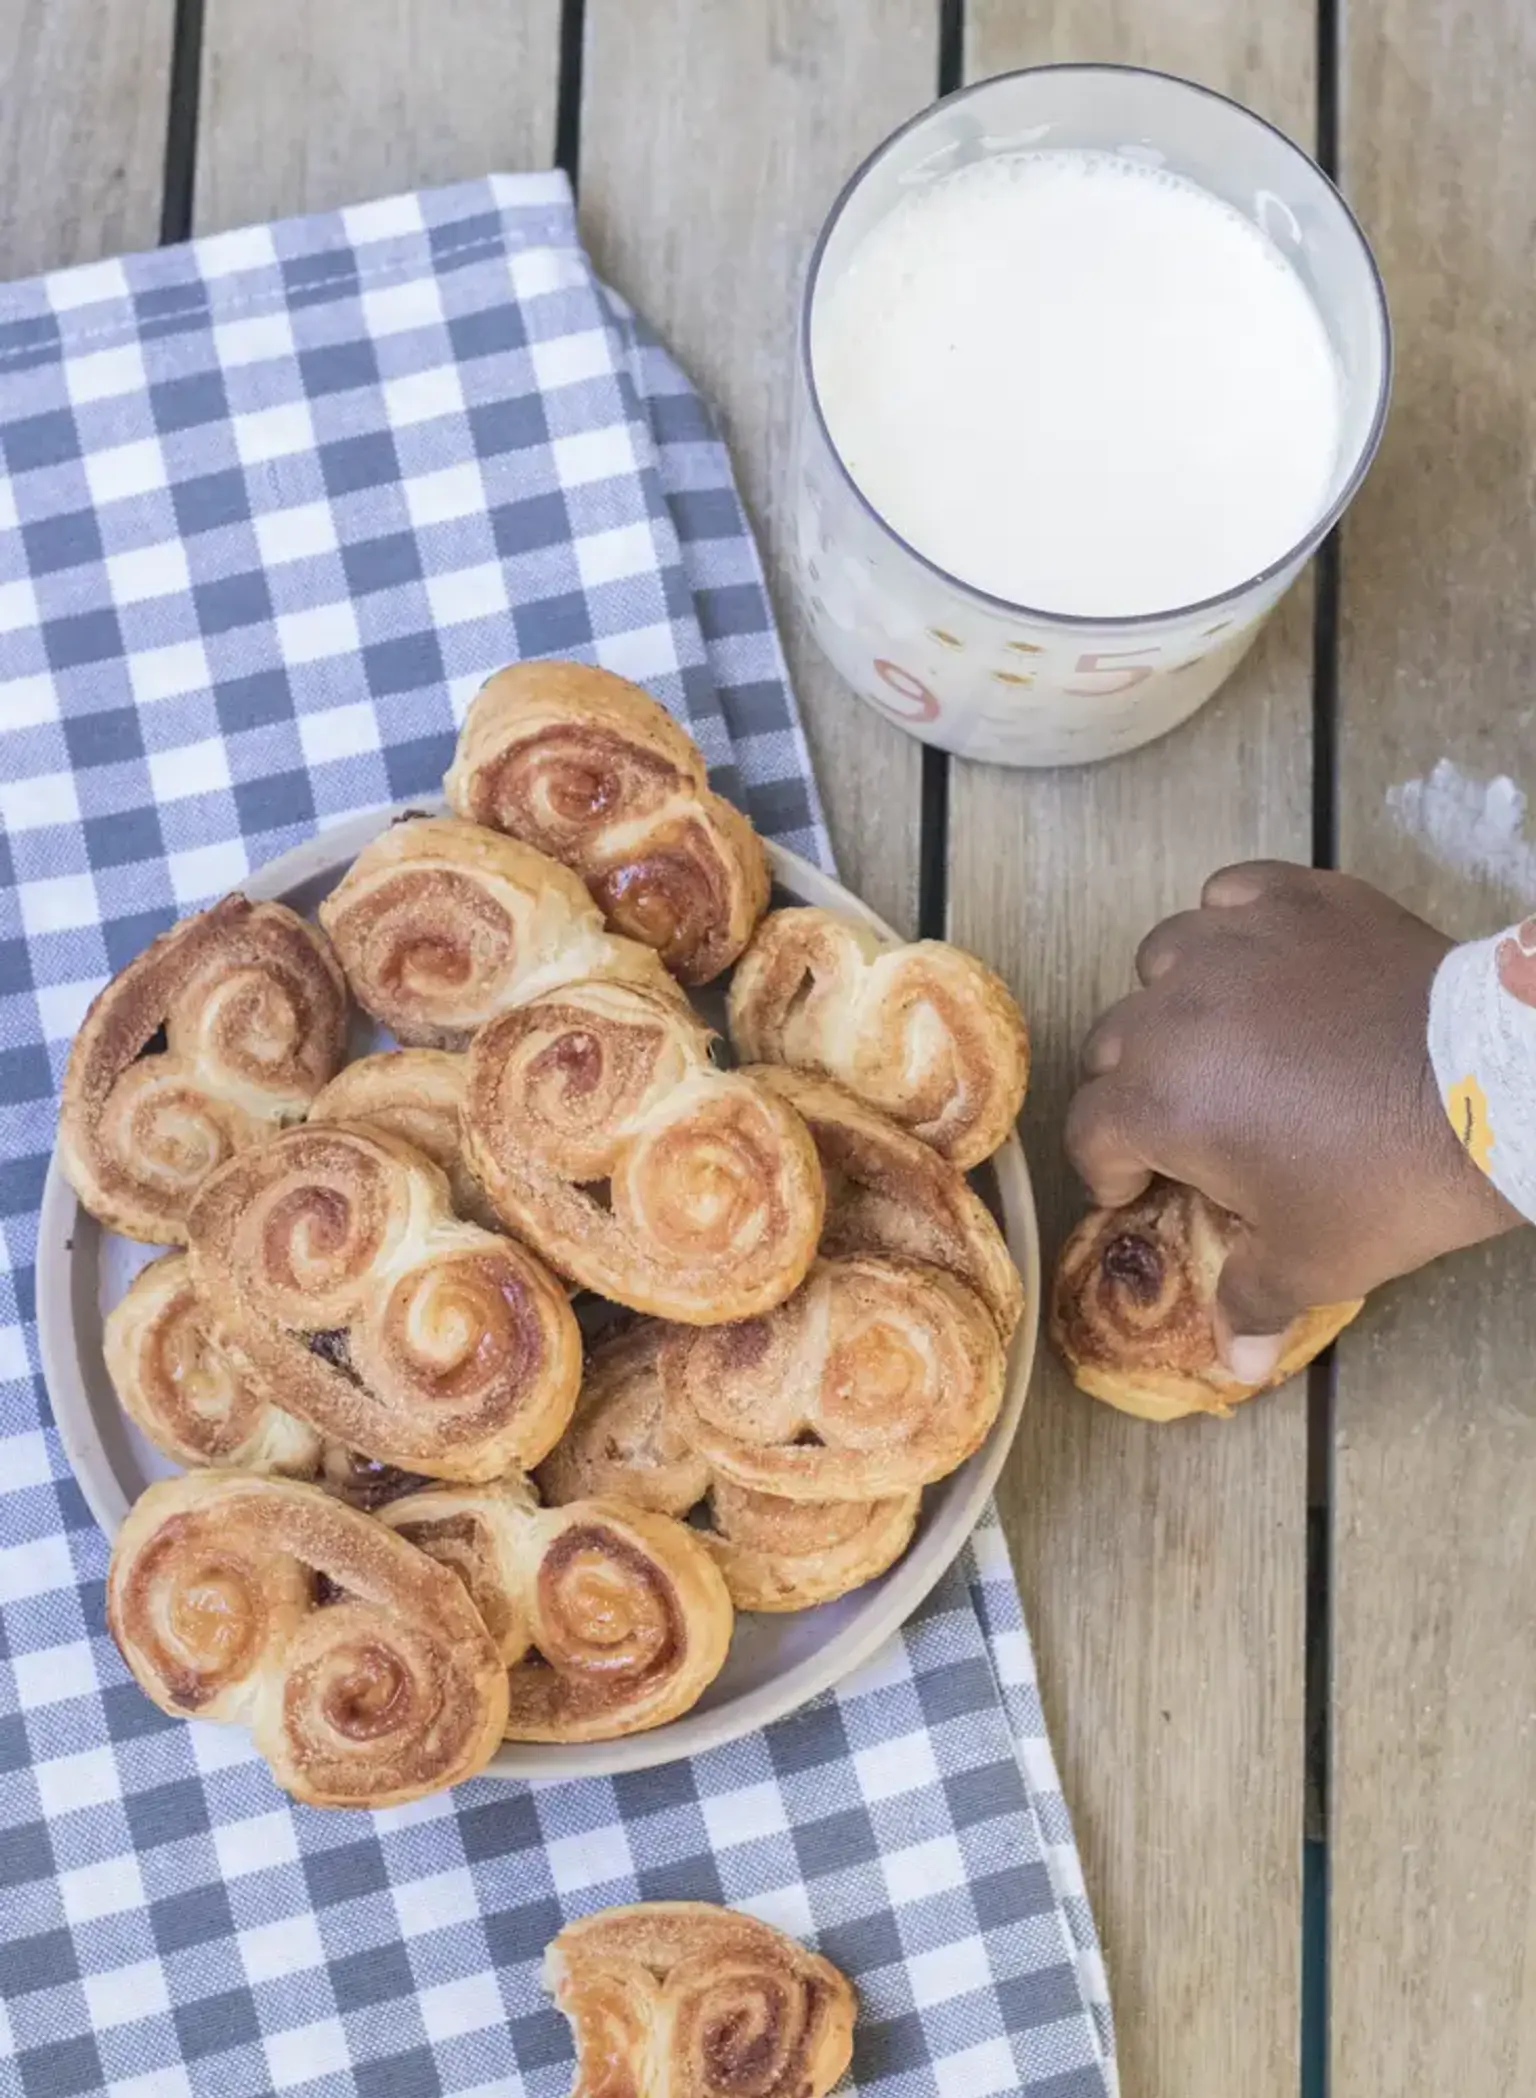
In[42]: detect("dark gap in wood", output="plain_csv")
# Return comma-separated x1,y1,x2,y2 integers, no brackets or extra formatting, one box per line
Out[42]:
158,0,205,245
938,0,964,98
555,0,587,193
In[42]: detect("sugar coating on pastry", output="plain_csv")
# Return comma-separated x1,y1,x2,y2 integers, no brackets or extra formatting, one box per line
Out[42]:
728,906,1028,1169
544,1900,856,2098
107,1472,508,1807
1050,1179,1362,1422
446,661,770,984
308,1048,497,1227
58,894,348,1243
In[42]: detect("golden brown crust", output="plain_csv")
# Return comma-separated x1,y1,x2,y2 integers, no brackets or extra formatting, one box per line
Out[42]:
445,662,770,984
660,1254,1006,1500
728,908,1029,1171
703,1480,920,1614
745,1066,1024,1340
462,979,824,1324
57,896,348,1243
308,1048,497,1227
1050,1181,1363,1422
107,1472,508,1806
544,1901,856,2098
379,1478,733,1742
186,1122,581,1479
535,1325,711,1514
317,816,682,1047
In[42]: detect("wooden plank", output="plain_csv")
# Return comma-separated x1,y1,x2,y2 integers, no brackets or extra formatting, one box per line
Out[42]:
0,0,174,274
948,12,1318,2096
577,0,935,935
194,0,563,233
1332,2,1536,2089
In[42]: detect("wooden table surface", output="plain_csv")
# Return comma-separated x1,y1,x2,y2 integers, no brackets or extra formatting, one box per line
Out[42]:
6,2,1535,2091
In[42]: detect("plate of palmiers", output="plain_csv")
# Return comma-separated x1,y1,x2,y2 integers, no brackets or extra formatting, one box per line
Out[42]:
37,661,1038,1804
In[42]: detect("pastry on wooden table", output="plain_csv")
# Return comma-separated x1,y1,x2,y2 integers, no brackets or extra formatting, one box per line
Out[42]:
446,661,770,984
58,894,348,1243
318,815,679,1047
537,1324,919,1612
746,1065,1024,1340
463,977,823,1323
308,1048,496,1226
186,1122,581,1479
727,906,1029,1169
545,1901,856,2098
107,1472,507,1806
379,1476,733,1741
660,1254,1006,1500
1051,1179,1362,1423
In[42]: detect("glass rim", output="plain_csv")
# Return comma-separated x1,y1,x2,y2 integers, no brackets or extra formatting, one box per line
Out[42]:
798,60,1394,633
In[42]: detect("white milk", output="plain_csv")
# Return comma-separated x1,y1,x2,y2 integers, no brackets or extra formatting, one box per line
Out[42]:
811,149,1344,618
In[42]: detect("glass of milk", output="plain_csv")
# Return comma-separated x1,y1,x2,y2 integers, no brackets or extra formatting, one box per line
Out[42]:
791,65,1391,767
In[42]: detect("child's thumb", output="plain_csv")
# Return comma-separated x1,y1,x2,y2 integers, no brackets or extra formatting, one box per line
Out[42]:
1214,1240,1308,1385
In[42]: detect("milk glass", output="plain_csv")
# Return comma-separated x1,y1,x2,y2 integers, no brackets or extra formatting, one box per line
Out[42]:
789,65,1391,768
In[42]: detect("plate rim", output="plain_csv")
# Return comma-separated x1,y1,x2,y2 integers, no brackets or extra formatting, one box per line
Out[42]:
36,802,1039,1782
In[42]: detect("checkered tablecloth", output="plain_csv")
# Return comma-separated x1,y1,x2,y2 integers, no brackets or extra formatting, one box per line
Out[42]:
0,173,1114,2098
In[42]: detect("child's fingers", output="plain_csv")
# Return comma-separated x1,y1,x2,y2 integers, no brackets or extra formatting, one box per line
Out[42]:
1134,909,1210,985
1214,1237,1313,1380
1063,1078,1157,1207
1200,859,1310,910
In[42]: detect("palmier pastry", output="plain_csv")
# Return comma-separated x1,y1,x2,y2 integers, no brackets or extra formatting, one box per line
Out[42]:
746,1066,1023,1340
186,1122,581,1480
104,1251,323,1476
318,816,680,1047
107,1472,508,1807
445,661,770,984
661,1254,1006,1500
58,895,348,1243
728,907,1029,1170
537,1326,918,1612
463,979,824,1323
1051,1180,1362,1423
308,1049,496,1227
545,1901,856,2098
379,1477,733,1741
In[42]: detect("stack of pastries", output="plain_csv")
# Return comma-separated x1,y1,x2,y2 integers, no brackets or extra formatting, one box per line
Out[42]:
60,661,1030,1806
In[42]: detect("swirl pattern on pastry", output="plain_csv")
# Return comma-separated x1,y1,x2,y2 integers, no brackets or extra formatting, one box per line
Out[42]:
187,1123,581,1479
446,662,770,984
107,1472,508,1806
661,1254,1006,1500
379,1478,733,1741
544,1902,856,2098
58,895,348,1243
308,1048,497,1226
1050,1180,1363,1422
318,816,682,1047
728,907,1029,1169
463,980,824,1322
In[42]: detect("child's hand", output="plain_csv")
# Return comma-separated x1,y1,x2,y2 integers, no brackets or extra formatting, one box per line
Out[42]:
1065,862,1521,1379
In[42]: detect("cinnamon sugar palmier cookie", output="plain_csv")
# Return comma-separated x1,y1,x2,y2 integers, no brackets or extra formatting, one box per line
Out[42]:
107,1472,508,1806
544,1901,856,2098
1051,1180,1362,1423
58,895,347,1243
661,1254,1006,1501
318,816,679,1048
308,1049,496,1226
379,1477,733,1741
728,907,1029,1169
187,1123,581,1480
463,979,823,1323
446,662,770,984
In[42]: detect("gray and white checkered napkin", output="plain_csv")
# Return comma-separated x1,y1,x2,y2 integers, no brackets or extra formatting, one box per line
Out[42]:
0,172,1114,2098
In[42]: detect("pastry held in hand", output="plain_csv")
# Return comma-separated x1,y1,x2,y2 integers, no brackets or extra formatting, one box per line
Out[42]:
463,979,824,1323
187,1123,581,1480
379,1477,733,1741
58,895,348,1243
728,907,1029,1169
446,661,770,984
308,1048,495,1226
747,1065,1023,1339
661,1254,1006,1500
1051,1180,1362,1422
536,1325,919,1612
318,816,678,1047
545,1901,856,2098
107,1472,507,1806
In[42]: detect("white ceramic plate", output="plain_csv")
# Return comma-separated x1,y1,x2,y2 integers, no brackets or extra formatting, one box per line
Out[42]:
37,803,1039,1780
